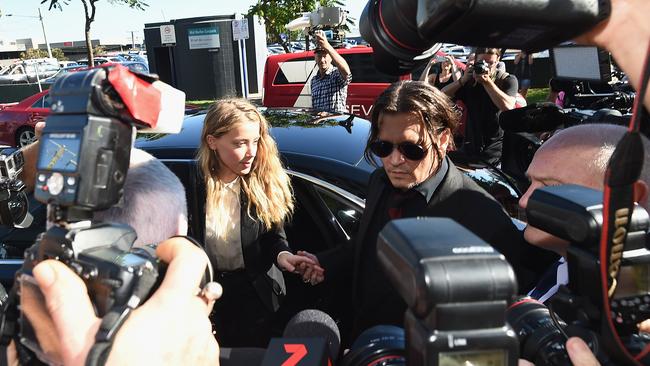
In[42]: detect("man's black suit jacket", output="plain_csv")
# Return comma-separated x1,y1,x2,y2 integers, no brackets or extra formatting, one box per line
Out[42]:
318,161,533,332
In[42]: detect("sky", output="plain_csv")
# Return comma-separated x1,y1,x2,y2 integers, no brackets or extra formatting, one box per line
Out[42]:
0,0,368,46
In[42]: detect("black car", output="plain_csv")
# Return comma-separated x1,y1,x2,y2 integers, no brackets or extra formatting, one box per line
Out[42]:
0,109,523,317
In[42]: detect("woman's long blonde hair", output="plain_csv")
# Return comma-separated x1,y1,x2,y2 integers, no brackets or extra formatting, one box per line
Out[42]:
197,99,294,230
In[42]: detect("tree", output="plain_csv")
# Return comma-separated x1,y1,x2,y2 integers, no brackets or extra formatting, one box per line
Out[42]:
42,0,148,66
247,0,349,53
20,47,66,60
20,48,48,59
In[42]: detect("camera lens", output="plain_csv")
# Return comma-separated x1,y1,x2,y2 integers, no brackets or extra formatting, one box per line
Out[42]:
506,298,572,365
339,325,406,366
359,0,436,75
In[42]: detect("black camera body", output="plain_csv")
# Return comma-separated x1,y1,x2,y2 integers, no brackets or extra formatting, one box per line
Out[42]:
0,65,193,365
524,184,650,364
471,60,490,75
0,148,32,229
377,218,519,365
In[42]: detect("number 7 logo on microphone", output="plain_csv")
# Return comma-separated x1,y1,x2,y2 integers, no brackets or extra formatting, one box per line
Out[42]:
282,344,308,366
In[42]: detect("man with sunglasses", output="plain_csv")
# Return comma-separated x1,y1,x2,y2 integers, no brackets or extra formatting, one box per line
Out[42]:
442,47,518,165
298,81,539,344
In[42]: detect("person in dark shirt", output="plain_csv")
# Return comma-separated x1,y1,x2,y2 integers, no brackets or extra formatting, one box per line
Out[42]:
296,81,534,344
442,47,519,165
419,54,461,90
513,51,534,98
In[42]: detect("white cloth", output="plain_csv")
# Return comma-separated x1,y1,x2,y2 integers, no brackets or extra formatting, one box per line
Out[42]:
205,178,245,271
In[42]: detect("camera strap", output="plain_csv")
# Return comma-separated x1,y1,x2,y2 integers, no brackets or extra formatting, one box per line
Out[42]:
85,264,161,366
599,41,650,364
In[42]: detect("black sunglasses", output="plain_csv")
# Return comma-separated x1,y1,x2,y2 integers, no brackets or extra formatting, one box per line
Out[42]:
369,140,427,161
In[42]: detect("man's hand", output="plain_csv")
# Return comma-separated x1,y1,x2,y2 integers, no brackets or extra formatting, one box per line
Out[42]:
314,31,333,52
474,71,492,86
566,337,600,366
30,237,220,366
296,250,325,285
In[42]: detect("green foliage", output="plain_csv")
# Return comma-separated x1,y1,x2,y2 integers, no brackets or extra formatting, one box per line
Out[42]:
247,0,351,52
51,48,66,60
20,48,48,59
526,88,549,104
93,45,106,56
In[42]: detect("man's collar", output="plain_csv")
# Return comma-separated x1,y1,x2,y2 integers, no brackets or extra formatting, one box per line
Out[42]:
382,156,449,203
413,156,449,202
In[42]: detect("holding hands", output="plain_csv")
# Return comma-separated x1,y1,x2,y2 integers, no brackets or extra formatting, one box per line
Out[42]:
277,251,325,285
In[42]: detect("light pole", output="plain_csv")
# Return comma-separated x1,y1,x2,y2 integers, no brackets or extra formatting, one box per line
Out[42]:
5,10,53,59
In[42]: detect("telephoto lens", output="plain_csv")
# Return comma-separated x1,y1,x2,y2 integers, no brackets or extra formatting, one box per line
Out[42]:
338,325,406,366
507,297,599,366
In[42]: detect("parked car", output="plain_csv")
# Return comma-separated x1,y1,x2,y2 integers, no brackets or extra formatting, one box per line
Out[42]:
0,63,60,85
0,109,522,297
0,90,50,147
263,47,465,119
77,56,126,66
119,61,149,74
58,60,79,68
41,65,87,85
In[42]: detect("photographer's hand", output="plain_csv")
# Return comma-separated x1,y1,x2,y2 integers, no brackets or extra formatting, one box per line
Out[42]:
32,237,220,366
566,337,600,366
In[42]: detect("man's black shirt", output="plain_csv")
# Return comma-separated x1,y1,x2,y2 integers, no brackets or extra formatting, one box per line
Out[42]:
456,72,518,164
356,158,449,328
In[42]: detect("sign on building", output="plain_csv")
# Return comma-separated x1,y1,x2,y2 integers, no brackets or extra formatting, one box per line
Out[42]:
188,24,220,50
160,24,176,45
232,19,249,41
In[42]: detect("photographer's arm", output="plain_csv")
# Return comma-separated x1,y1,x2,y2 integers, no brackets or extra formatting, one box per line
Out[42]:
575,0,650,110
18,122,44,193
441,72,471,97
29,237,219,366
315,32,351,80
419,58,436,83
480,75,517,111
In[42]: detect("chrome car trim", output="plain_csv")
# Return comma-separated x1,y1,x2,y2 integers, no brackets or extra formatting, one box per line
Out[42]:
286,169,366,210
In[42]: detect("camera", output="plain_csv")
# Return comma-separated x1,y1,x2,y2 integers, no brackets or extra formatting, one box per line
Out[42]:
0,64,199,365
372,218,519,365
471,60,490,75
286,6,348,48
0,148,32,229
360,0,610,75
521,184,650,364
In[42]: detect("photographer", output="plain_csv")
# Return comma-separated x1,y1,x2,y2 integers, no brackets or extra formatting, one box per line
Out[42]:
418,54,461,89
5,236,220,366
519,124,650,302
442,47,519,165
311,30,352,114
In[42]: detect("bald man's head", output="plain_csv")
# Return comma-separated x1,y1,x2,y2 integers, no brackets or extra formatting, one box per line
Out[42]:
519,124,650,256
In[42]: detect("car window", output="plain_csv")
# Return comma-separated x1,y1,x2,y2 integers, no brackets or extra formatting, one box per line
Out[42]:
30,95,51,109
313,186,363,239
342,53,399,83
272,57,315,85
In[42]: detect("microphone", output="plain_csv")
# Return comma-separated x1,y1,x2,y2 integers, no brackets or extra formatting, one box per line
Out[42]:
499,102,581,133
262,309,340,366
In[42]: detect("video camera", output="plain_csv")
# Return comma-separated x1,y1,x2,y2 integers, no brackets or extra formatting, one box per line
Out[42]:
0,64,197,365
286,6,348,48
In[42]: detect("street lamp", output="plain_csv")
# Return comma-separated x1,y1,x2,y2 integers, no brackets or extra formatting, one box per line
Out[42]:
5,9,53,59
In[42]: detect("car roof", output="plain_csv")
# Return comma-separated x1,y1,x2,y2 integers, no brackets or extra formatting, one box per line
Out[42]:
135,109,373,169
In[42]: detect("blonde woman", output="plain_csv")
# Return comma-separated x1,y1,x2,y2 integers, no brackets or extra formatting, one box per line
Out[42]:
197,99,320,347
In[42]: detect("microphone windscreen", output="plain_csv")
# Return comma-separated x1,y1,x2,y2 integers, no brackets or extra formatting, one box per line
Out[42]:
219,347,266,366
283,309,340,359
499,102,567,133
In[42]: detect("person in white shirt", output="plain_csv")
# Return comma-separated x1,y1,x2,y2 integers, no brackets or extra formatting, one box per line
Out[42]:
196,98,321,347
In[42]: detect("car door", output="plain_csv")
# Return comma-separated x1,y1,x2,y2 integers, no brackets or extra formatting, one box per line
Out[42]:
278,170,364,326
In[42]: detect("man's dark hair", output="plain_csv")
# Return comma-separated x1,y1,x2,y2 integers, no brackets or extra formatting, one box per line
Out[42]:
364,80,460,169
475,47,501,58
